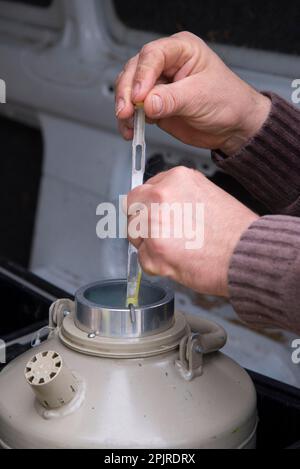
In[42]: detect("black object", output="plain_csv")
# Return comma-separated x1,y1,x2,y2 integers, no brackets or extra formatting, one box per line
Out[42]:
0,116,43,268
0,260,299,449
0,0,53,7
250,371,300,449
113,0,300,56
0,259,72,346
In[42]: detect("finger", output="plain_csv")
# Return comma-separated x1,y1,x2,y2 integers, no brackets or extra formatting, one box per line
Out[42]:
115,55,139,119
127,202,147,217
128,235,143,251
145,117,158,125
132,36,194,104
157,116,196,145
119,109,158,136
143,77,196,120
146,172,168,186
138,243,157,277
145,75,170,123
118,120,134,141
128,209,148,248
127,184,153,209
118,114,135,139
117,80,166,136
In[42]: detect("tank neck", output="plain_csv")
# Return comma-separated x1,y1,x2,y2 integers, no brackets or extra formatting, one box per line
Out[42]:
74,280,175,339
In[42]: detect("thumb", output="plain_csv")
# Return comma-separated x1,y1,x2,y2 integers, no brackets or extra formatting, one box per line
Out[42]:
144,77,195,120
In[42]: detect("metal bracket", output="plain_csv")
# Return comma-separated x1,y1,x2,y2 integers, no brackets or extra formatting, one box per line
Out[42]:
31,299,74,347
175,316,227,382
49,299,75,330
175,333,204,382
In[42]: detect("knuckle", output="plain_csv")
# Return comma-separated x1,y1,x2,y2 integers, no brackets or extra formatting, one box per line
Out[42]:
127,188,139,207
181,31,196,40
115,80,134,101
136,62,153,78
135,60,160,84
151,186,170,203
124,55,138,73
139,253,156,276
170,165,191,178
143,265,156,276
150,238,164,252
140,43,155,57
140,253,172,278
174,31,197,43
165,89,177,113
122,84,133,99
139,44,165,67
171,31,205,57
128,202,144,217
157,264,173,278
148,240,169,261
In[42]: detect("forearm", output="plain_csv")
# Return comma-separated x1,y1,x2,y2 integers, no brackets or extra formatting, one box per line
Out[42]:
229,215,300,335
213,93,300,216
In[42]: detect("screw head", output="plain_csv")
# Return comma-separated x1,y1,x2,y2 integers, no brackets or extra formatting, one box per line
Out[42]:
88,333,96,339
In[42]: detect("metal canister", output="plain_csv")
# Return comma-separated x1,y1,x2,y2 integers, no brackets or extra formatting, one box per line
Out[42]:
0,280,257,449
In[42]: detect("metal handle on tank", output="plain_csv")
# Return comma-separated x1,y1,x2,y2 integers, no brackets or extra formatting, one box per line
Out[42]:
185,314,227,354
176,314,227,382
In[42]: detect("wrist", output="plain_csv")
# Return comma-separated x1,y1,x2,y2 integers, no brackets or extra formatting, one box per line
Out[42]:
220,91,272,157
220,211,260,298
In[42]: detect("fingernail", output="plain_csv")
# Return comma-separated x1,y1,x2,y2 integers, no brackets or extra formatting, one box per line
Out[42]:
133,82,141,99
116,98,125,116
152,94,163,115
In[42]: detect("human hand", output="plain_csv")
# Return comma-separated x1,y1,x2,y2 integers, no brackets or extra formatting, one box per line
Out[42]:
127,167,258,297
116,32,271,156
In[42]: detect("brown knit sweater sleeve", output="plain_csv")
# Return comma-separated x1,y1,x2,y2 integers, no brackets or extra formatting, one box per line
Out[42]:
213,94,300,334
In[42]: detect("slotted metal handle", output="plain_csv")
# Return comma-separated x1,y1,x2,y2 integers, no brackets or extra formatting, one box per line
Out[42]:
126,105,146,307
131,105,146,189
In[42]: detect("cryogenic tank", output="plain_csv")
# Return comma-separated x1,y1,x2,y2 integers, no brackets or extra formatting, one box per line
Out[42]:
0,280,257,449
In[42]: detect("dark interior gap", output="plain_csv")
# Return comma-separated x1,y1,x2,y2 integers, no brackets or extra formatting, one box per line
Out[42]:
0,116,43,268
113,0,300,56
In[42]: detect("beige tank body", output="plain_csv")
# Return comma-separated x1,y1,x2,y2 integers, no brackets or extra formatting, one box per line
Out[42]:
0,334,257,449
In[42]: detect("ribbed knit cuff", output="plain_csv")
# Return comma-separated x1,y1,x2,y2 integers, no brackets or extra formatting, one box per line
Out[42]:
213,93,300,215
229,216,300,335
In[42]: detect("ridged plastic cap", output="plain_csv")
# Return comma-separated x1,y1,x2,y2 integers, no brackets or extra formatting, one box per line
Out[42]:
25,351,78,409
